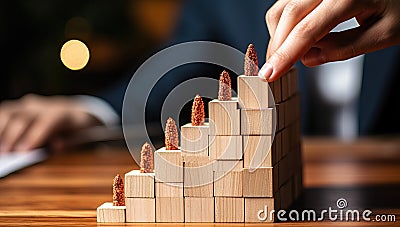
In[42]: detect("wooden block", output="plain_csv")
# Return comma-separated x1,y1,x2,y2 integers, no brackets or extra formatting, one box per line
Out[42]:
97,202,126,223
269,81,274,104
281,129,289,158
184,156,213,197
285,97,297,126
154,148,183,183
243,136,273,168
209,135,242,160
280,180,293,210
287,124,300,151
243,168,273,197
181,123,209,157
293,121,301,150
281,71,289,101
125,198,155,222
288,68,298,98
209,99,240,135
212,160,243,172
278,149,296,187
284,98,292,126
244,198,275,223
280,101,286,130
293,172,303,201
274,190,281,212
156,197,184,222
273,131,282,163
185,197,215,222
272,77,282,104
125,170,155,198
287,69,294,98
215,197,244,223
155,182,183,197
214,170,243,197
273,163,279,194
241,109,273,135
276,103,285,131
238,75,271,109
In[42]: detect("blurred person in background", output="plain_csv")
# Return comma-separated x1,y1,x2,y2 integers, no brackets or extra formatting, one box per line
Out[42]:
0,0,399,154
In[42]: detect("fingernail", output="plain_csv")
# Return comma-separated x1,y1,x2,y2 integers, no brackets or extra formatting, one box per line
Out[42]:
258,62,273,81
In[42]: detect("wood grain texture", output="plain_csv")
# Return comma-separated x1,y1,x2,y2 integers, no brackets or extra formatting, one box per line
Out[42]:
243,135,273,168
279,148,297,188
0,138,399,226
156,197,184,222
281,72,289,102
212,160,243,172
181,123,209,157
280,179,293,210
243,168,273,197
184,156,213,197
125,198,155,222
185,197,214,222
124,170,155,198
215,197,244,223
287,67,298,99
209,135,243,160
241,109,273,135
214,170,243,197
276,103,285,131
154,148,183,183
238,75,271,109
96,202,125,223
155,182,183,197
271,76,282,104
208,99,240,135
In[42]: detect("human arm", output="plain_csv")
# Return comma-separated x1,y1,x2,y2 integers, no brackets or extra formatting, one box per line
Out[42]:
0,94,119,153
259,0,400,81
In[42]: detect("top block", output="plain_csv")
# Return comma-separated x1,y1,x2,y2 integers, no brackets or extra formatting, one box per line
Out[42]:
238,75,271,109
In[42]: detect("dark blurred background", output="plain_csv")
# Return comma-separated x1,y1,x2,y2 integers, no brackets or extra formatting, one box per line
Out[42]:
0,0,181,100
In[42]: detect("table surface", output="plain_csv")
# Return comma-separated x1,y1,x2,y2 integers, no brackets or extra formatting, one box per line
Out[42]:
0,137,399,226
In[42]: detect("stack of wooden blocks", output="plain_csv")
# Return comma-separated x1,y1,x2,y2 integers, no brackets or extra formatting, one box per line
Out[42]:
97,68,302,223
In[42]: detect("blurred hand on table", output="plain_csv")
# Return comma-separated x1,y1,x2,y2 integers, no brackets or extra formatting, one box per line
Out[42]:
0,94,102,153
260,0,400,81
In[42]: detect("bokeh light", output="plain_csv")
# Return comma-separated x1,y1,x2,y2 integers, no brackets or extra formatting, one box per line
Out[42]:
60,39,90,70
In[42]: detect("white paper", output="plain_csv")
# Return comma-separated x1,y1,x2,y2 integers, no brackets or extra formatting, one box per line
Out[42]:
0,149,47,178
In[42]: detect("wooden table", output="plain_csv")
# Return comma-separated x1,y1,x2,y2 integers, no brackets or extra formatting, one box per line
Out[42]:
0,137,399,226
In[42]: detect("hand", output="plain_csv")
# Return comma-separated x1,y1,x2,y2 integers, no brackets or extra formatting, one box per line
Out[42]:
0,94,101,153
260,0,400,81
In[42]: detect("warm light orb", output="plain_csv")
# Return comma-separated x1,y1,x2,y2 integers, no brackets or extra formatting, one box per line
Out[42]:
60,39,90,70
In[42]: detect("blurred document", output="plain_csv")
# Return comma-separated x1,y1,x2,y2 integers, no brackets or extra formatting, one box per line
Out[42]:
0,149,47,178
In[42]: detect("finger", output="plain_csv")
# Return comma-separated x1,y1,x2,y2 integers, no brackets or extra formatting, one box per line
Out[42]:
266,0,291,60
266,39,273,60
261,1,357,81
266,0,290,39
0,112,11,147
1,114,34,152
267,0,323,59
16,115,60,151
0,101,18,139
302,19,396,66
